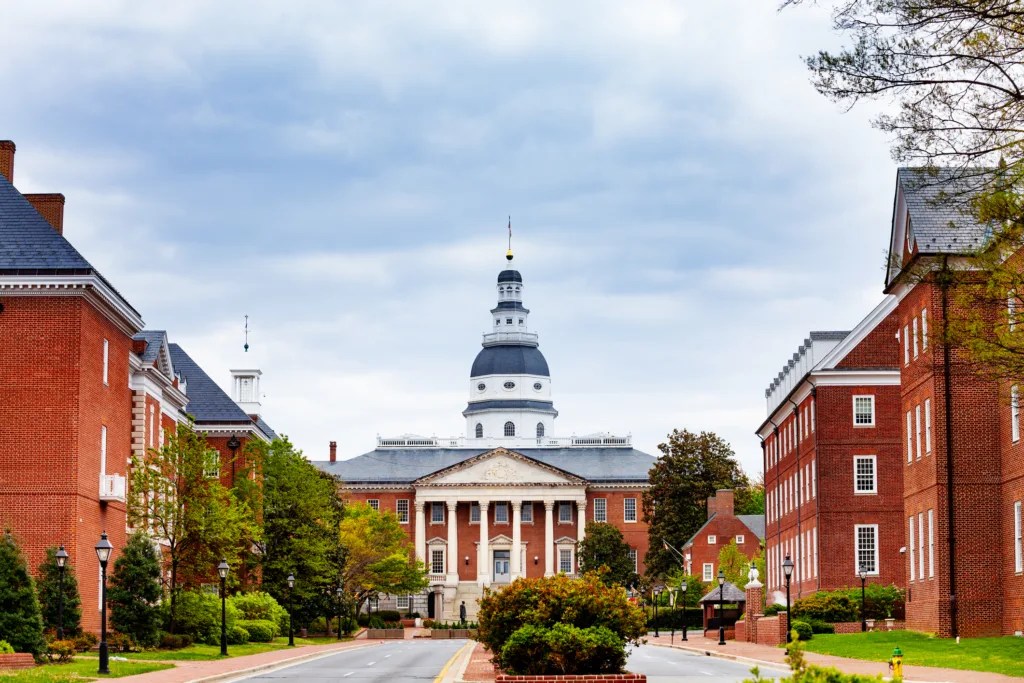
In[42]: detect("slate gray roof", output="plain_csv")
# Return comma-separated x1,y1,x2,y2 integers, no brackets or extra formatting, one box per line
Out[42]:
897,167,991,254
471,345,550,377
0,175,139,315
737,514,766,541
133,330,167,364
315,447,656,484
463,400,557,416
255,417,279,441
699,580,746,604
168,343,253,424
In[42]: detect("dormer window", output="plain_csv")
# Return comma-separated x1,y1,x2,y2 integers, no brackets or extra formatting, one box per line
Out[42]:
506,318,513,325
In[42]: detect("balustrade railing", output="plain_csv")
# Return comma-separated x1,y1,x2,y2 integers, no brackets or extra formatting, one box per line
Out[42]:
377,433,632,449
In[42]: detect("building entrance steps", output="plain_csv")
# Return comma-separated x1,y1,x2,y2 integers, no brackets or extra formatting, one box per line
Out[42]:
446,582,483,622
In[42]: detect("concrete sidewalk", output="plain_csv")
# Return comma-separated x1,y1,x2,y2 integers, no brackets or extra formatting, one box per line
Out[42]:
645,632,1021,683
117,638,383,683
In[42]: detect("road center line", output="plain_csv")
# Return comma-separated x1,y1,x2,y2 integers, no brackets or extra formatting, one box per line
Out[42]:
367,661,375,666
343,673,354,678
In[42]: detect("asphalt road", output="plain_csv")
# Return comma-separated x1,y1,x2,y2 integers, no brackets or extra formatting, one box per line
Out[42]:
237,639,467,683
626,643,790,682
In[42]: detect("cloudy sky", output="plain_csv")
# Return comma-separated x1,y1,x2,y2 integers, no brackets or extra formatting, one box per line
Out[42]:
1,1,896,474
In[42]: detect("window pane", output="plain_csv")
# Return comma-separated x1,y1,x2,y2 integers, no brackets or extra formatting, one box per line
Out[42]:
594,498,607,522
559,503,571,522
854,397,874,425
431,549,444,574
855,457,875,493
432,502,444,522
470,503,480,522
367,499,379,512
624,498,637,522
521,502,532,523
397,499,409,523
856,526,877,573
495,502,508,523
559,549,572,573
628,549,637,572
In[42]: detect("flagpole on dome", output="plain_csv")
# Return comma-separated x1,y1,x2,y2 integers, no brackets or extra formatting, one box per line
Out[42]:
507,216,513,261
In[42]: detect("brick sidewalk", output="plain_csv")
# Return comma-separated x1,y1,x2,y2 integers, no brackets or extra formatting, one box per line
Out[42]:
645,632,1021,683
118,639,382,683
460,642,496,682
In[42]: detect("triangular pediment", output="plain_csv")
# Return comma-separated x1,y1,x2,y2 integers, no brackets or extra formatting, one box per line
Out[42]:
553,536,578,545
414,448,585,487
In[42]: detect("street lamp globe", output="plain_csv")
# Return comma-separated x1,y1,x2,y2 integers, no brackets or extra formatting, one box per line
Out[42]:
55,546,68,569
287,574,295,589
336,586,343,598
717,569,725,586
858,564,867,580
94,532,113,566
217,559,230,580
782,555,794,578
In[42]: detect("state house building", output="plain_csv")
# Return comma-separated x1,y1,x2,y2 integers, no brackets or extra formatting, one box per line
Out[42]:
316,249,656,620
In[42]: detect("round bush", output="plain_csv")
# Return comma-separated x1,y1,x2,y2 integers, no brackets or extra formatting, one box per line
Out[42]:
791,620,813,641
237,619,276,643
166,591,239,644
0,640,13,654
501,623,626,676
229,592,287,637
227,625,250,645
42,639,75,663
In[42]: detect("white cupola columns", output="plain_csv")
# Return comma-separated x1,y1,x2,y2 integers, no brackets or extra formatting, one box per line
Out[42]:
230,368,262,416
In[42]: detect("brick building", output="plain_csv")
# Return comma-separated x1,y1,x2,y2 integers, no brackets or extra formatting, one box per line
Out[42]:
0,140,277,631
682,489,765,582
316,250,655,621
757,298,904,605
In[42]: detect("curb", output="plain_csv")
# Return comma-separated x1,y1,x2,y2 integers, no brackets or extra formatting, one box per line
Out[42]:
186,641,383,683
452,641,481,683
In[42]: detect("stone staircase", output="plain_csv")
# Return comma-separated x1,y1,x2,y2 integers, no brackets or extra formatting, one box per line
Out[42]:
444,582,484,621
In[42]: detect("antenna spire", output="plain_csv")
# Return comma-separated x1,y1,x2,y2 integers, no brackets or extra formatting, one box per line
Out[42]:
244,315,249,352
506,216,513,261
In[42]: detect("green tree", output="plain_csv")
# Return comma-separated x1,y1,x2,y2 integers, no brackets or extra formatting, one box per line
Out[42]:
715,541,766,593
36,547,81,637
108,533,163,647
256,437,346,627
576,522,637,588
735,473,765,516
0,533,44,655
128,420,254,633
339,502,428,614
643,429,749,577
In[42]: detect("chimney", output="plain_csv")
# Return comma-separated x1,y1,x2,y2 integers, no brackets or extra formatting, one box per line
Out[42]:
24,193,66,234
329,441,337,463
0,140,14,182
709,489,735,518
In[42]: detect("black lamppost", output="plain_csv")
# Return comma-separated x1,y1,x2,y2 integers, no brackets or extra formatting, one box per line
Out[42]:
858,564,868,632
55,546,68,640
680,581,689,642
336,586,344,641
653,585,662,638
286,574,296,647
95,532,113,675
218,559,230,656
717,569,727,646
783,555,795,644
670,586,676,644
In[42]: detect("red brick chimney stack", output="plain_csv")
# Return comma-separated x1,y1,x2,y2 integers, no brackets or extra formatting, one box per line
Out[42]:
329,441,337,463
24,193,66,234
0,140,14,182
707,489,735,519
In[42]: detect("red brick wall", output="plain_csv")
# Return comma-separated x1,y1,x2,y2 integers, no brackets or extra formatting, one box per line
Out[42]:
686,514,762,585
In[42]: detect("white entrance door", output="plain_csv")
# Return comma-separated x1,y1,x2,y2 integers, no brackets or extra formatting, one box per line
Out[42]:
493,550,510,583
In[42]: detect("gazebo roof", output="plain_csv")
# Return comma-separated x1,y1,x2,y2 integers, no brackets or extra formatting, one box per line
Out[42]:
698,581,746,604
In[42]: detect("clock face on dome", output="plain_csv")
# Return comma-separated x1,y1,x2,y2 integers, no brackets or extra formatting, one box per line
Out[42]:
503,381,516,390
477,382,486,392
534,382,543,391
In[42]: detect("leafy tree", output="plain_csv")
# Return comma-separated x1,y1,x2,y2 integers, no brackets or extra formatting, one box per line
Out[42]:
0,533,44,655
576,522,637,588
255,437,346,627
735,473,765,516
108,533,163,647
339,501,428,614
36,547,81,637
643,429,749,577
716,541,766,593
128,420,254,633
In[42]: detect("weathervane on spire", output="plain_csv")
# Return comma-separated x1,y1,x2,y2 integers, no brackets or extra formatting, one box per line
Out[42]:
244,315,249,353
507,216,513,261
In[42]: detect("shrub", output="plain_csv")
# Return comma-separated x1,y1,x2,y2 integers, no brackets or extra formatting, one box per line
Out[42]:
109,534,163,648
159,633,193,650
763,604,783,617
477,571,645,674
374,610,402,622
422,619,434,628
227,625,250,645
501,623,626,676
792,592,858,623
405,612,420,618
808,619,835,635
42,639,75,663
790,620,813,641
238,620,276,643
36,547,82,638
107,632,136,653
165,591,239,645
0,534,45,655
229,592,288,637
0,640,15,654
309,617,328,633
71,631,97,653
744,637,884,683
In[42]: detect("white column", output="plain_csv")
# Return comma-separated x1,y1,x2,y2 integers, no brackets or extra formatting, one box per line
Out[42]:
414,501,426,566
511,500,522,580
478,500,490,587
575,499,587,575
447,501,459,580
544,500,555,576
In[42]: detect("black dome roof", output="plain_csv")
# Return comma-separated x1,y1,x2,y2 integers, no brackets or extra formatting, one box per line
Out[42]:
498,269,522,283
471,345,549,377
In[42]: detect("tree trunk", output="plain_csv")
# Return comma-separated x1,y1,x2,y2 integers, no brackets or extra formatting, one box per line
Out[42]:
169,556,179,635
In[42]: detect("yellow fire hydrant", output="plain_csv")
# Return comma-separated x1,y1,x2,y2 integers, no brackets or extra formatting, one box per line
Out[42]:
889,645,904,678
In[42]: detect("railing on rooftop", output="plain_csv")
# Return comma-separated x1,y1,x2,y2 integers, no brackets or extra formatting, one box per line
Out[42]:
376,434,632,449
481,331,539,346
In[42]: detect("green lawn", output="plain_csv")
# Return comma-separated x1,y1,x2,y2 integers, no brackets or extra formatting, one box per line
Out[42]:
802,630,1024,678
77,635,351,661
0,659,172,682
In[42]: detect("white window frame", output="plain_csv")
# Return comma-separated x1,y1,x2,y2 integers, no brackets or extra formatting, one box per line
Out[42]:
812,460,816,498
855,524,880,576
396,594,410,610
558,502,572,523
430,548,445,575
495,502,509,524
854,455,877,494
853,395,876,426
397,499,409,524
904,324,910,365
431,501,444,524
922,308,928,348
925,398,932,454
912,317,919,358
736,534,745,545
813,527,818,578
628,548,638,573
470,502,480,523
521,501,533,523
624,497,637,523
367,499,380,512
102,338,109,386
594,498,607,522
149,405,155,448
908,515,916,581
811,399,816,432
928,508,935,578
907,411,914,463
915,405,922,460
707,534,717,545
1016,501,1023,574
558,547,573,574
1014,385,1021,443
703,563,714,582
918,512,925,581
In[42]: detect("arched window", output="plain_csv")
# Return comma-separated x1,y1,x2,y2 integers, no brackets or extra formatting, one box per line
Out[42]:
475,423,483,438
504,421,516,437
536,422,545,438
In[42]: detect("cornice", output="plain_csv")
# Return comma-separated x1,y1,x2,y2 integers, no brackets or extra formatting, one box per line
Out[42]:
0,275,144,335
